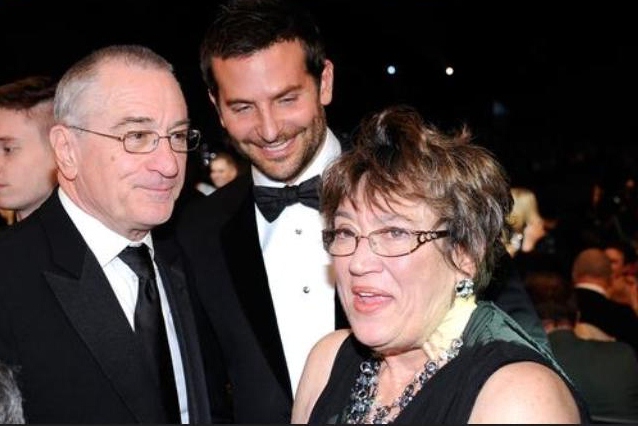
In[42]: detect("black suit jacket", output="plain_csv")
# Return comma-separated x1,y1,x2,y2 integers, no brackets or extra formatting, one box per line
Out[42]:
575,287,638,352
0,192,211,423
176,172,546,423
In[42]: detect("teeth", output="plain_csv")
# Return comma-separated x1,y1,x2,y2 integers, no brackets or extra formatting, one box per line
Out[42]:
263,138,291,150
358,292,374,297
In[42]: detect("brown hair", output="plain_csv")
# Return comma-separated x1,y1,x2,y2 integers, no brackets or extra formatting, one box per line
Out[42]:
0,75,56,135
321,105,512,291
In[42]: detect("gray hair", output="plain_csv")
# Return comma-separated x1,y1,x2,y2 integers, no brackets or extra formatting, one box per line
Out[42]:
53,44,174,126
0,361,24,424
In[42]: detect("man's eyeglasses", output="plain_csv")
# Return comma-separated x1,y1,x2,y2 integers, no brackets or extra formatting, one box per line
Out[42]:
67,125,201,154
322,227,449,257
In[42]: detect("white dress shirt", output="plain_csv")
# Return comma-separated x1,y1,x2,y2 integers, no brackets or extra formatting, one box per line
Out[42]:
253,128,341,395
58,188,189,423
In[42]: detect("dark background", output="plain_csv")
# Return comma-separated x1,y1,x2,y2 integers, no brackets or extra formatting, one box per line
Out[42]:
1,0,635,192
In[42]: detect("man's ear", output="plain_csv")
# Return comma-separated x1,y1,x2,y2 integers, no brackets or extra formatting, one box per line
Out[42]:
319,59,334,106
50,124,78,180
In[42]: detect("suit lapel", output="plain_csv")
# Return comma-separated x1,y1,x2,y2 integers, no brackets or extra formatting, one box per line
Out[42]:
154,243,211,423
41,193,166,422
221,191,293,398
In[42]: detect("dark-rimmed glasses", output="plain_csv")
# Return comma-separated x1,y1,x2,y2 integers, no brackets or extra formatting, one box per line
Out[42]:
322,227,449,257
68,125,201,154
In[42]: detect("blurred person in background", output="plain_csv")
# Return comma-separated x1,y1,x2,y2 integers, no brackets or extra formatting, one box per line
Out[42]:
209,151,239,190
195,151,240,196
0,209,14,227
0,75,57,224
604,239,638,314
526,269,638,422
505,186,546,257
572,247,638,350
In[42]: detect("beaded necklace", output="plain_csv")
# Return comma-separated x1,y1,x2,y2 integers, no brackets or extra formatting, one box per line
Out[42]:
340,338,463,424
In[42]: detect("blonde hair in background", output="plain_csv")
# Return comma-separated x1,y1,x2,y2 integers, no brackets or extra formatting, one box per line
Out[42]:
506,187,545,256
509,187,542,232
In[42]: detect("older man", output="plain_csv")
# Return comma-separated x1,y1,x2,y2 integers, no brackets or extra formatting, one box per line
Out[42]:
0,45,210,423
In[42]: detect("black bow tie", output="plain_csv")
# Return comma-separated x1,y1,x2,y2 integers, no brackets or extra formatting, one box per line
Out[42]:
254,175,321,222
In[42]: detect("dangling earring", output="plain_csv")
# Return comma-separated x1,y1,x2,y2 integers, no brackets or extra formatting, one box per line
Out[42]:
455,278,474,299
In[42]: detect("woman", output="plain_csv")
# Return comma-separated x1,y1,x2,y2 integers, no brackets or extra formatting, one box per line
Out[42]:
505,186,546,257
291,105,589,423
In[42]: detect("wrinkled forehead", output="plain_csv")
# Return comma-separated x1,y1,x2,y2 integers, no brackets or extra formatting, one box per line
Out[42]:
84,63,187,124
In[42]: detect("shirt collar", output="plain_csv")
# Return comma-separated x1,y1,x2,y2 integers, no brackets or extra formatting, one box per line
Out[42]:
252,127,341,187
574,282,608,297
57,188,154,267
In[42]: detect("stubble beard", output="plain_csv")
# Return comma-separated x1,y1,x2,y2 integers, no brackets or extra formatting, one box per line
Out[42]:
232,108,328,183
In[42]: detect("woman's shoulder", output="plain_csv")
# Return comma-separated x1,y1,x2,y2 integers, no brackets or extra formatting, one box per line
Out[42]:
447,339,587,423
304,329,354,385
291,329,351,423
469,360,581,423
314,328,352,351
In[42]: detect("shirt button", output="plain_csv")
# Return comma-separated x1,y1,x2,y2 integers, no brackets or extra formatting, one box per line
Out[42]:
303,286,310,294
295,229,302,235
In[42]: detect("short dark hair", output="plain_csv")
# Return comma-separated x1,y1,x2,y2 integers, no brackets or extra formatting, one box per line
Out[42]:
525,270,578,325
0,75,57,133
54,44,174,126
199,0,326,97
210,151,238,167
0,75,56,111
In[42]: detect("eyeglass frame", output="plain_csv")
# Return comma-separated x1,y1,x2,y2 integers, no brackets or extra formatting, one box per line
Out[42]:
322,227,450,258
67,125,201,154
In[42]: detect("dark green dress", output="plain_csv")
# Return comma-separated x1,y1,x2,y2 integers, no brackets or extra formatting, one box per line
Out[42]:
308,302,590,424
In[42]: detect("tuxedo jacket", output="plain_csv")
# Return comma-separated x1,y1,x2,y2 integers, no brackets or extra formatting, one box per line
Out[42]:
175,172,546,423
0,192,211,424
575,287,638,352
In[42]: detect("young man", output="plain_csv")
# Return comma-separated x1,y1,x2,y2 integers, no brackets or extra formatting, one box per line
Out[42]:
195,151,240,196
209,151,240,190
176,0,547,422
0,45,210,423
0,76,57,223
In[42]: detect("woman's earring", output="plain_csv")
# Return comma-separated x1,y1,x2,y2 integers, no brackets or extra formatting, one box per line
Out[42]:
455,278,474,299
